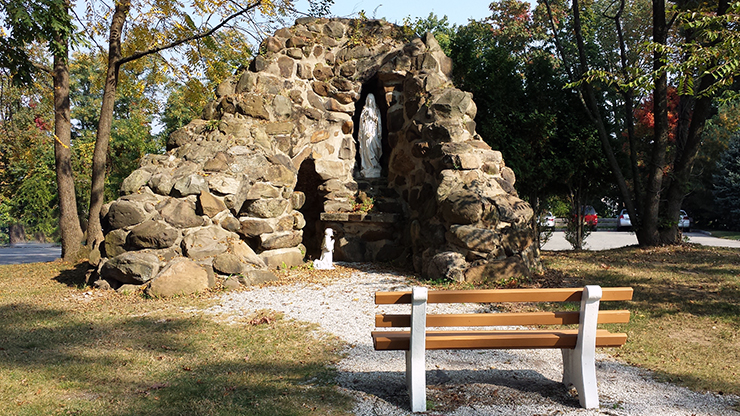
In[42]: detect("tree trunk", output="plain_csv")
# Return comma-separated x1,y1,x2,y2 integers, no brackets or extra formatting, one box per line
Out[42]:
636,0,669,246
52,27,84,261
86,1,130,250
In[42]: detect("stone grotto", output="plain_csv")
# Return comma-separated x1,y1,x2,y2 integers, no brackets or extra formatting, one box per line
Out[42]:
93,17,540,296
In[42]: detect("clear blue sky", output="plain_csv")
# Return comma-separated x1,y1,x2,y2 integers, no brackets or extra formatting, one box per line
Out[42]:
299,0,494,26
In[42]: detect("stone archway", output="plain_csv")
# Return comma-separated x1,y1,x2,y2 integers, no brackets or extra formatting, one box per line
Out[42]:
97,18,539,296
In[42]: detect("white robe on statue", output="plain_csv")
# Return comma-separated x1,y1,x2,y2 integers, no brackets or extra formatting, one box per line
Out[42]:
359,93,382,178
313,228,335,270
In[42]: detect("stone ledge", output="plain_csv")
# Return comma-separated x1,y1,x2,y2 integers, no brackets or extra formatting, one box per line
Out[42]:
320,212,400,223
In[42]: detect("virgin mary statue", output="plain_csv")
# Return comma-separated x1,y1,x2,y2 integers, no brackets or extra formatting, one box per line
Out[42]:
359,93,382,178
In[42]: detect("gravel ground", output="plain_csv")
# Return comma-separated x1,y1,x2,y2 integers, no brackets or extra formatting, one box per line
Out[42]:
203,264,739,416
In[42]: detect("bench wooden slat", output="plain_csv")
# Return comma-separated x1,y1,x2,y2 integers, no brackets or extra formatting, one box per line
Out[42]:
375,287,633,305
375,310,631,327
372,329,628,350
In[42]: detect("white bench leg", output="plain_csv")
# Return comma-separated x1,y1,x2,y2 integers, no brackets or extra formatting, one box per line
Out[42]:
562,348,598,408
562,285,602,409
407,287,428,412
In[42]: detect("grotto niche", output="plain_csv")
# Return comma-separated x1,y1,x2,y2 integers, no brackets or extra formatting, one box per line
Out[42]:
94,17,539,296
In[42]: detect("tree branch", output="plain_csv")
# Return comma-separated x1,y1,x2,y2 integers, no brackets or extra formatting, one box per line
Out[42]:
31,61,52,74
70,6,107,55
119,1,263,67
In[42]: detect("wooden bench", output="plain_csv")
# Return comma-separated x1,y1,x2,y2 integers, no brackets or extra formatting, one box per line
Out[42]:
372,285,633,412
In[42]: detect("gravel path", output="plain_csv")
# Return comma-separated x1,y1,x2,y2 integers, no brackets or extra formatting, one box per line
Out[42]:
203,265,739,415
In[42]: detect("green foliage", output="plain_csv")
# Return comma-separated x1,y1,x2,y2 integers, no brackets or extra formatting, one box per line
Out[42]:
545,195,572,218
0,0,75,84
402,13,455,54
449,12,611,214
0,74,60,240
713,133,740,230
352,196,374,213
160,79,210,137
0,203,10,244
10,151,58,238
69,51,164,206
684,99,740,227
307,0,334,17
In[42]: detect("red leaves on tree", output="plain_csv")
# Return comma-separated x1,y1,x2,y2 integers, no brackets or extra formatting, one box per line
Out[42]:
634,87,680,142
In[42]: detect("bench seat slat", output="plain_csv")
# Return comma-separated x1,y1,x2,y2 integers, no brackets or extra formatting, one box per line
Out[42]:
375,287,634,304
375,310,631,327
372,329,628,351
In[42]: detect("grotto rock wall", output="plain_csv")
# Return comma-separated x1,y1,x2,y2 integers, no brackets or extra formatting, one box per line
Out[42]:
96,17,540,295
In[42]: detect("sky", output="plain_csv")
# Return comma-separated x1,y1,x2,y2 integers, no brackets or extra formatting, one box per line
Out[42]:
299,0,494,26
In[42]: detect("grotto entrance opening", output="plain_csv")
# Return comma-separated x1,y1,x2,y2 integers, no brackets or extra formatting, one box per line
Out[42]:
295,158,324,259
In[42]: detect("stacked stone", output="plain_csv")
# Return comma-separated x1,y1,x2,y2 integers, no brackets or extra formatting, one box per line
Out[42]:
97,17,539,295
346,30,540,281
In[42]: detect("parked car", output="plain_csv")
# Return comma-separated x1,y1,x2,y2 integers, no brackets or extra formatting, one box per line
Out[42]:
679,210,691,231
582,205,598,229
570,206,598,230
616,209,631,231
540,211,556,228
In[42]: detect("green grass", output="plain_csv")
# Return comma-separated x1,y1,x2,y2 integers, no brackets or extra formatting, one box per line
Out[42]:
0,262,352,416
539,245,740,396
705,230,740,240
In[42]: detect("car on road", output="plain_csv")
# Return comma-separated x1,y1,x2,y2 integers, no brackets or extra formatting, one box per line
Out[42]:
582,205,598,230
679,210,691,231
540,211,556,228
616,209,631,231
569,206,598,230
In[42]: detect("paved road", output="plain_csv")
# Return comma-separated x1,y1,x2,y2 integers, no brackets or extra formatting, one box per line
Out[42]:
0,243,61,265
541,230,740,251
0,231,737,265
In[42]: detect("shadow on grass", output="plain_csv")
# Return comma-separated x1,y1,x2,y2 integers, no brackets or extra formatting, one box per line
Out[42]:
53,261,91,288
0,302,351,415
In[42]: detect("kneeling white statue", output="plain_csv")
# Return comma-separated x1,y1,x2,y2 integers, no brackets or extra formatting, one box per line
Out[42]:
313,228,335,270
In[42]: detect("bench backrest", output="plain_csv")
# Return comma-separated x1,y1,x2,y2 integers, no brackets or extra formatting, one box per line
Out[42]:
375,287,634,329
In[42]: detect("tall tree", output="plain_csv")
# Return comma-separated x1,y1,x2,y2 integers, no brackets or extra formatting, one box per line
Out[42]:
548,0,740,244
0,0,84,260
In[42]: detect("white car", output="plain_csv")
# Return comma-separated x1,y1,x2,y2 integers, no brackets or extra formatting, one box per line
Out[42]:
540,211,556,228
679,210,691,231
616,209,631,231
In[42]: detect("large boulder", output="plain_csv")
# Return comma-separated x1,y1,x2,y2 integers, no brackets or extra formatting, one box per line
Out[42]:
101,252,161,284
107,200,148,230
127,220,180,249
259,247,304,269
146,258,209,297
182,226,236,260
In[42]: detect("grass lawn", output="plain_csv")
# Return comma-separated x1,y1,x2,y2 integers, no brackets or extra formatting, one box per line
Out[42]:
705,230,740,240
2,244,739,415
0,262,352,416
538,245,740,396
